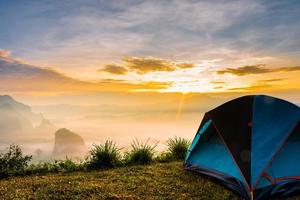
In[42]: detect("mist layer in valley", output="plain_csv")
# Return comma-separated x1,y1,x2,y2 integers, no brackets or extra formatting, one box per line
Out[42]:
1,93,299,161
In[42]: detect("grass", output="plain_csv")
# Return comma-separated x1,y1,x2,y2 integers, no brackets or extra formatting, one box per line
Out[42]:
1,142,300,200
167,137,191,160
87,140,122,169
0,162,240,200
1,162,300,200
124,138,157,165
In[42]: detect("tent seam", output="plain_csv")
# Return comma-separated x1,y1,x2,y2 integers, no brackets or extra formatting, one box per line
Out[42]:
185,113,208,163
207,113,251,192
252,120,300,190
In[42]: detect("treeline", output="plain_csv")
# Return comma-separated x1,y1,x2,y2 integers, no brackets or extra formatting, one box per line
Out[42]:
0,137,190,178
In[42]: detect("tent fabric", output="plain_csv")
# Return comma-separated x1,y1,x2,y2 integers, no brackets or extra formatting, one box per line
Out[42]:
186,120,245,184
184,95,300,200
207,96,253,186
261,123,300,186
251,95,300,187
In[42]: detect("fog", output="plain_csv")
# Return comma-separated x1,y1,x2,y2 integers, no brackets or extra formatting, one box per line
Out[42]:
1,92,299,161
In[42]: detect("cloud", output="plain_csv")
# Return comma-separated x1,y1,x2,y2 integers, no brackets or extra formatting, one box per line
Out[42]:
217,65,271,76
100,56,195,75
100,64,128,75
279,66,300,72
211,81,225,84
123,57,176,74
227,83,271,91
217,65,300,76
0,49,10,57
0,55,70,80
0,55,171,94
226,78,285,92
176,63,195,69
257,78,283,83
1,0,300,78
214,86,224,89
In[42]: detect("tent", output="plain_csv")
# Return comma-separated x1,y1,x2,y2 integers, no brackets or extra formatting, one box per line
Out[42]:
184,95,300,200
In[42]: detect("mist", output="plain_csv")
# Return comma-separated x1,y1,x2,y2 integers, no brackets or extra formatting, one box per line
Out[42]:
1,91,299,161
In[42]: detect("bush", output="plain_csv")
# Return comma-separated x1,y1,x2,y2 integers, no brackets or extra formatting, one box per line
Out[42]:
57,157,82,172
166,137,190,160
86,140,121,169
125,139,156,165
155,152,174,163
25,158,82,175
25,162,56,175
0,145,32,178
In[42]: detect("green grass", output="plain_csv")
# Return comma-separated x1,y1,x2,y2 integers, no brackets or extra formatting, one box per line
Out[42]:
124,138,156,165
166,137,191,160
1,162,300,200
87,140,122,169
0,162,240,200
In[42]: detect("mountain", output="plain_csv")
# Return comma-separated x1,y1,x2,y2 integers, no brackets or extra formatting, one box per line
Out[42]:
35,117,56,135
0,95,55,137
0,95,31,112
0,103,33,135
0,95,44,126
52,128,86,157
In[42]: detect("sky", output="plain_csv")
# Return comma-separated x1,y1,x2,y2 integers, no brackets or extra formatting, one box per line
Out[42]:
0,0,300,98
1,0,300,156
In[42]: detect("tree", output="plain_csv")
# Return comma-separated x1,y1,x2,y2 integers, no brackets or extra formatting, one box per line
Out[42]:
0,145,32,177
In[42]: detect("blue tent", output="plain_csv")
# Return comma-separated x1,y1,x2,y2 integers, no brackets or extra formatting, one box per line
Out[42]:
184,95,300,200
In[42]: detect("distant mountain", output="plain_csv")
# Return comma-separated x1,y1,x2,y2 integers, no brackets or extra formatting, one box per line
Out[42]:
52,128,86,157
0,103,33,134
0,95,31,112
0,95,55,137
35,118,56,135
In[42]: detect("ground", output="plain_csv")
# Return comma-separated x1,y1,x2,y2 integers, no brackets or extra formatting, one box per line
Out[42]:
0,162,299,200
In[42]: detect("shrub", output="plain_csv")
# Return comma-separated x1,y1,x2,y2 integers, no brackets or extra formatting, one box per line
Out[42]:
25,162,55,175
125,138,157,165
166,137,190,160
57,157,82,172
86,140,121,169
155,152,174,163
0,145,32,177
25,158,82,176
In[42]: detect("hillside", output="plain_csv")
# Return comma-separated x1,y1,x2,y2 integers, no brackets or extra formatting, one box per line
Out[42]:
0,162,239,200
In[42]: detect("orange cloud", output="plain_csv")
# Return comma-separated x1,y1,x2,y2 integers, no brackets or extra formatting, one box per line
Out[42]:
100,64,128,75
123,56,175,74
227,83,271,91
0,49,10,57
0,55,171,95
211,81,225,84
256,78,283,83
217,64,300,76
176,63,194,69
99,56,195,75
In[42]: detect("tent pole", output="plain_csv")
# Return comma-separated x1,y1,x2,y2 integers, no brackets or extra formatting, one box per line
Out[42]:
250,191,253,200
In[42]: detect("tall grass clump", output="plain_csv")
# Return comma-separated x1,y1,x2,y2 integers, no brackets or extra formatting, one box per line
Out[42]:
86,140,121,169
0,145,32,178
166,137,190,160
125,139,157,165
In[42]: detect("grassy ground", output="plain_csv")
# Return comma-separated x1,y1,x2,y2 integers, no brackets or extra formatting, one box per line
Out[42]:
0,162,240,200
0,162,299,200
